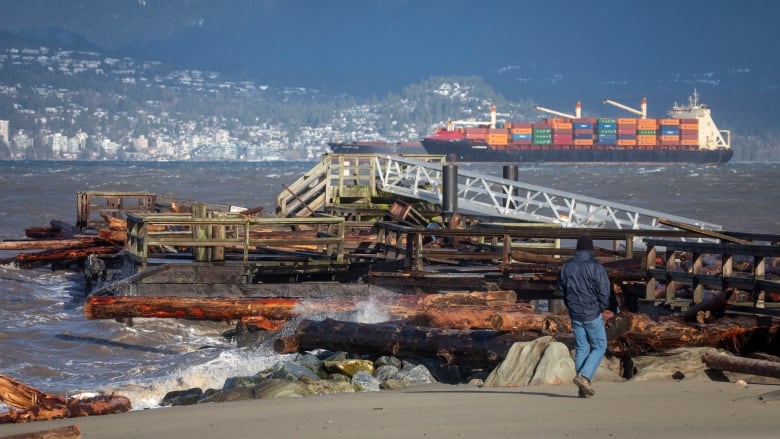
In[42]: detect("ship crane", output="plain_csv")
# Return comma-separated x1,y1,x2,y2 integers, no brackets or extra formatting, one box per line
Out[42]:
534,101,582,119
603,97,648,118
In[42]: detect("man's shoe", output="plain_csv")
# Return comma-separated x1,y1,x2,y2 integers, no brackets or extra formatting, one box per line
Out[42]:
573,374,595,397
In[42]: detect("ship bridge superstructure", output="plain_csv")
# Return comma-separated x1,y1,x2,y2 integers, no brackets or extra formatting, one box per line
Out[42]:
668,90,730,150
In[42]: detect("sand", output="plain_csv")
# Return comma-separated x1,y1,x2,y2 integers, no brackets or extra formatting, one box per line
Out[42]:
1,380,779,439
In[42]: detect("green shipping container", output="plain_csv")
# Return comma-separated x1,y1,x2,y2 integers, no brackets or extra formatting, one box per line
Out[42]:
637,129,657,135
595,129,617,134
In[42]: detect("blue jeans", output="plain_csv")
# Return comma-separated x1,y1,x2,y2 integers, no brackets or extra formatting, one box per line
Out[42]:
571,314,607,381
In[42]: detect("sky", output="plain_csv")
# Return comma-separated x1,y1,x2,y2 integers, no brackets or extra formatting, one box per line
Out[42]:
0,0,778,100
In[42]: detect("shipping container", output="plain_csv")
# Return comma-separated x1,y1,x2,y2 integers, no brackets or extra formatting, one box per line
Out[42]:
511,127,533,135
681,139,699,146
680,123,698,130
574,139,594,146
636,129,657,135
617,118,638,125
659,118,680,125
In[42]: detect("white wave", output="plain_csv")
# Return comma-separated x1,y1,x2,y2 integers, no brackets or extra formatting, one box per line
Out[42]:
109,348,292,410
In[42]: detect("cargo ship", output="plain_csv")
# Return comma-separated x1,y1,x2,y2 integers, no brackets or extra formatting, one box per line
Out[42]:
327,140,427,155
421,91,733,164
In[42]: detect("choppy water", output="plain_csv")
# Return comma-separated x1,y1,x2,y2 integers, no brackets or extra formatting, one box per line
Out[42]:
0,160,778,409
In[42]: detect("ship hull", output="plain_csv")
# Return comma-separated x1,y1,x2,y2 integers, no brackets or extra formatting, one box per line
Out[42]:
328,141,427,155
421,139,733,165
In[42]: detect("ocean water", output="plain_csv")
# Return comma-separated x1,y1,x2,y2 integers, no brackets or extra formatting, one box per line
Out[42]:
0,160,778,409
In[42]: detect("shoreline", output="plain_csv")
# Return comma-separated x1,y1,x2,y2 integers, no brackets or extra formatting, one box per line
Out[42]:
1,380,779,439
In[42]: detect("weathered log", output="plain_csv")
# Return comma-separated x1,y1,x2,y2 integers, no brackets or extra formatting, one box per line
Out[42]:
84,294,530,330
0,375,130,424
49,220,80,239
24,226,66,239
0,424,81,438
15,246,120,263
84,296,300,320
274,335,299,354
490,312,572,333
275,318,572,369
701,352,780,379
399,303,535,330
0,238,104,251
605,312,780,355
679,290,734,322
415,290,517,306
240,316,286,331
98,229,127,243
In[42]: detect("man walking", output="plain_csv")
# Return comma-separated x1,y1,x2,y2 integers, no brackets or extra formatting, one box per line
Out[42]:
557,236,611,398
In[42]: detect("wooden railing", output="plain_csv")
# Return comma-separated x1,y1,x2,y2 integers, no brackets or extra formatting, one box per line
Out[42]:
77,191,156,230
644,239,780,311
126,212,345,267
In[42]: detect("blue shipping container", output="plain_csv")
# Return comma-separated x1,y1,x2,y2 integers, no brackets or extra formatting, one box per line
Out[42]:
511,133,532,140
574,123,593,129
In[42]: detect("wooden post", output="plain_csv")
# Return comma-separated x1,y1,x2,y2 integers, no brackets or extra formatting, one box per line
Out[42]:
211,211,225,262
692,252,704,303
645,243,657,300
192,202,210,262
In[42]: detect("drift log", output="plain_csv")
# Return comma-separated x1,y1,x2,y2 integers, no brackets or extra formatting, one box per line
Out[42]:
240,316,286,331
605,312,780,355
15,246,120,264
490,312,572,333
400,303,534,330
0,238,105,251
413,290,517,306
274,318,572,369
0,375,130,424
0,424,82,438
701,352,780,379
84,296,299,320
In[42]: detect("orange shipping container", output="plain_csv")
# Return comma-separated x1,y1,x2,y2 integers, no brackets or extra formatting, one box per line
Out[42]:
511,127,533,135
681,139,699,146
680,124,698,130
636,134,656,142
552,122,573,130
488,134,508,145
617,139,637,146
659,118,680,125
574,139,594,146
660,135,679,142
637,139,657,147
617,118,637,125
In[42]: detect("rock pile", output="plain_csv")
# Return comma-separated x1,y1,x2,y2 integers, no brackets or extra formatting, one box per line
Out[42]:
160,350,437,407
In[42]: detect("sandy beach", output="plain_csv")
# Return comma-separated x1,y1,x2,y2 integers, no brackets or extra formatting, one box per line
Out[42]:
1,380,778,439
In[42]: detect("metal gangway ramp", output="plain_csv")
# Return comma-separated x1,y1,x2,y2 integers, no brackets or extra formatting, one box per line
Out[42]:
375,155,722,231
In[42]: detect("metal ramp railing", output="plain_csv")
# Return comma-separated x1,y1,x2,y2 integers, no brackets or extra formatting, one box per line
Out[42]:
375,155,722,231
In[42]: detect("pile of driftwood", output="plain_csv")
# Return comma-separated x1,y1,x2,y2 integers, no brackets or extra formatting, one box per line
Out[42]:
0,220,122,268
82,289,780,377
0,375,130,424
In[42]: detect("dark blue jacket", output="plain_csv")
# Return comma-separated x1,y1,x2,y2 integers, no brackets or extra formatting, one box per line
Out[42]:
557,250,611,322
